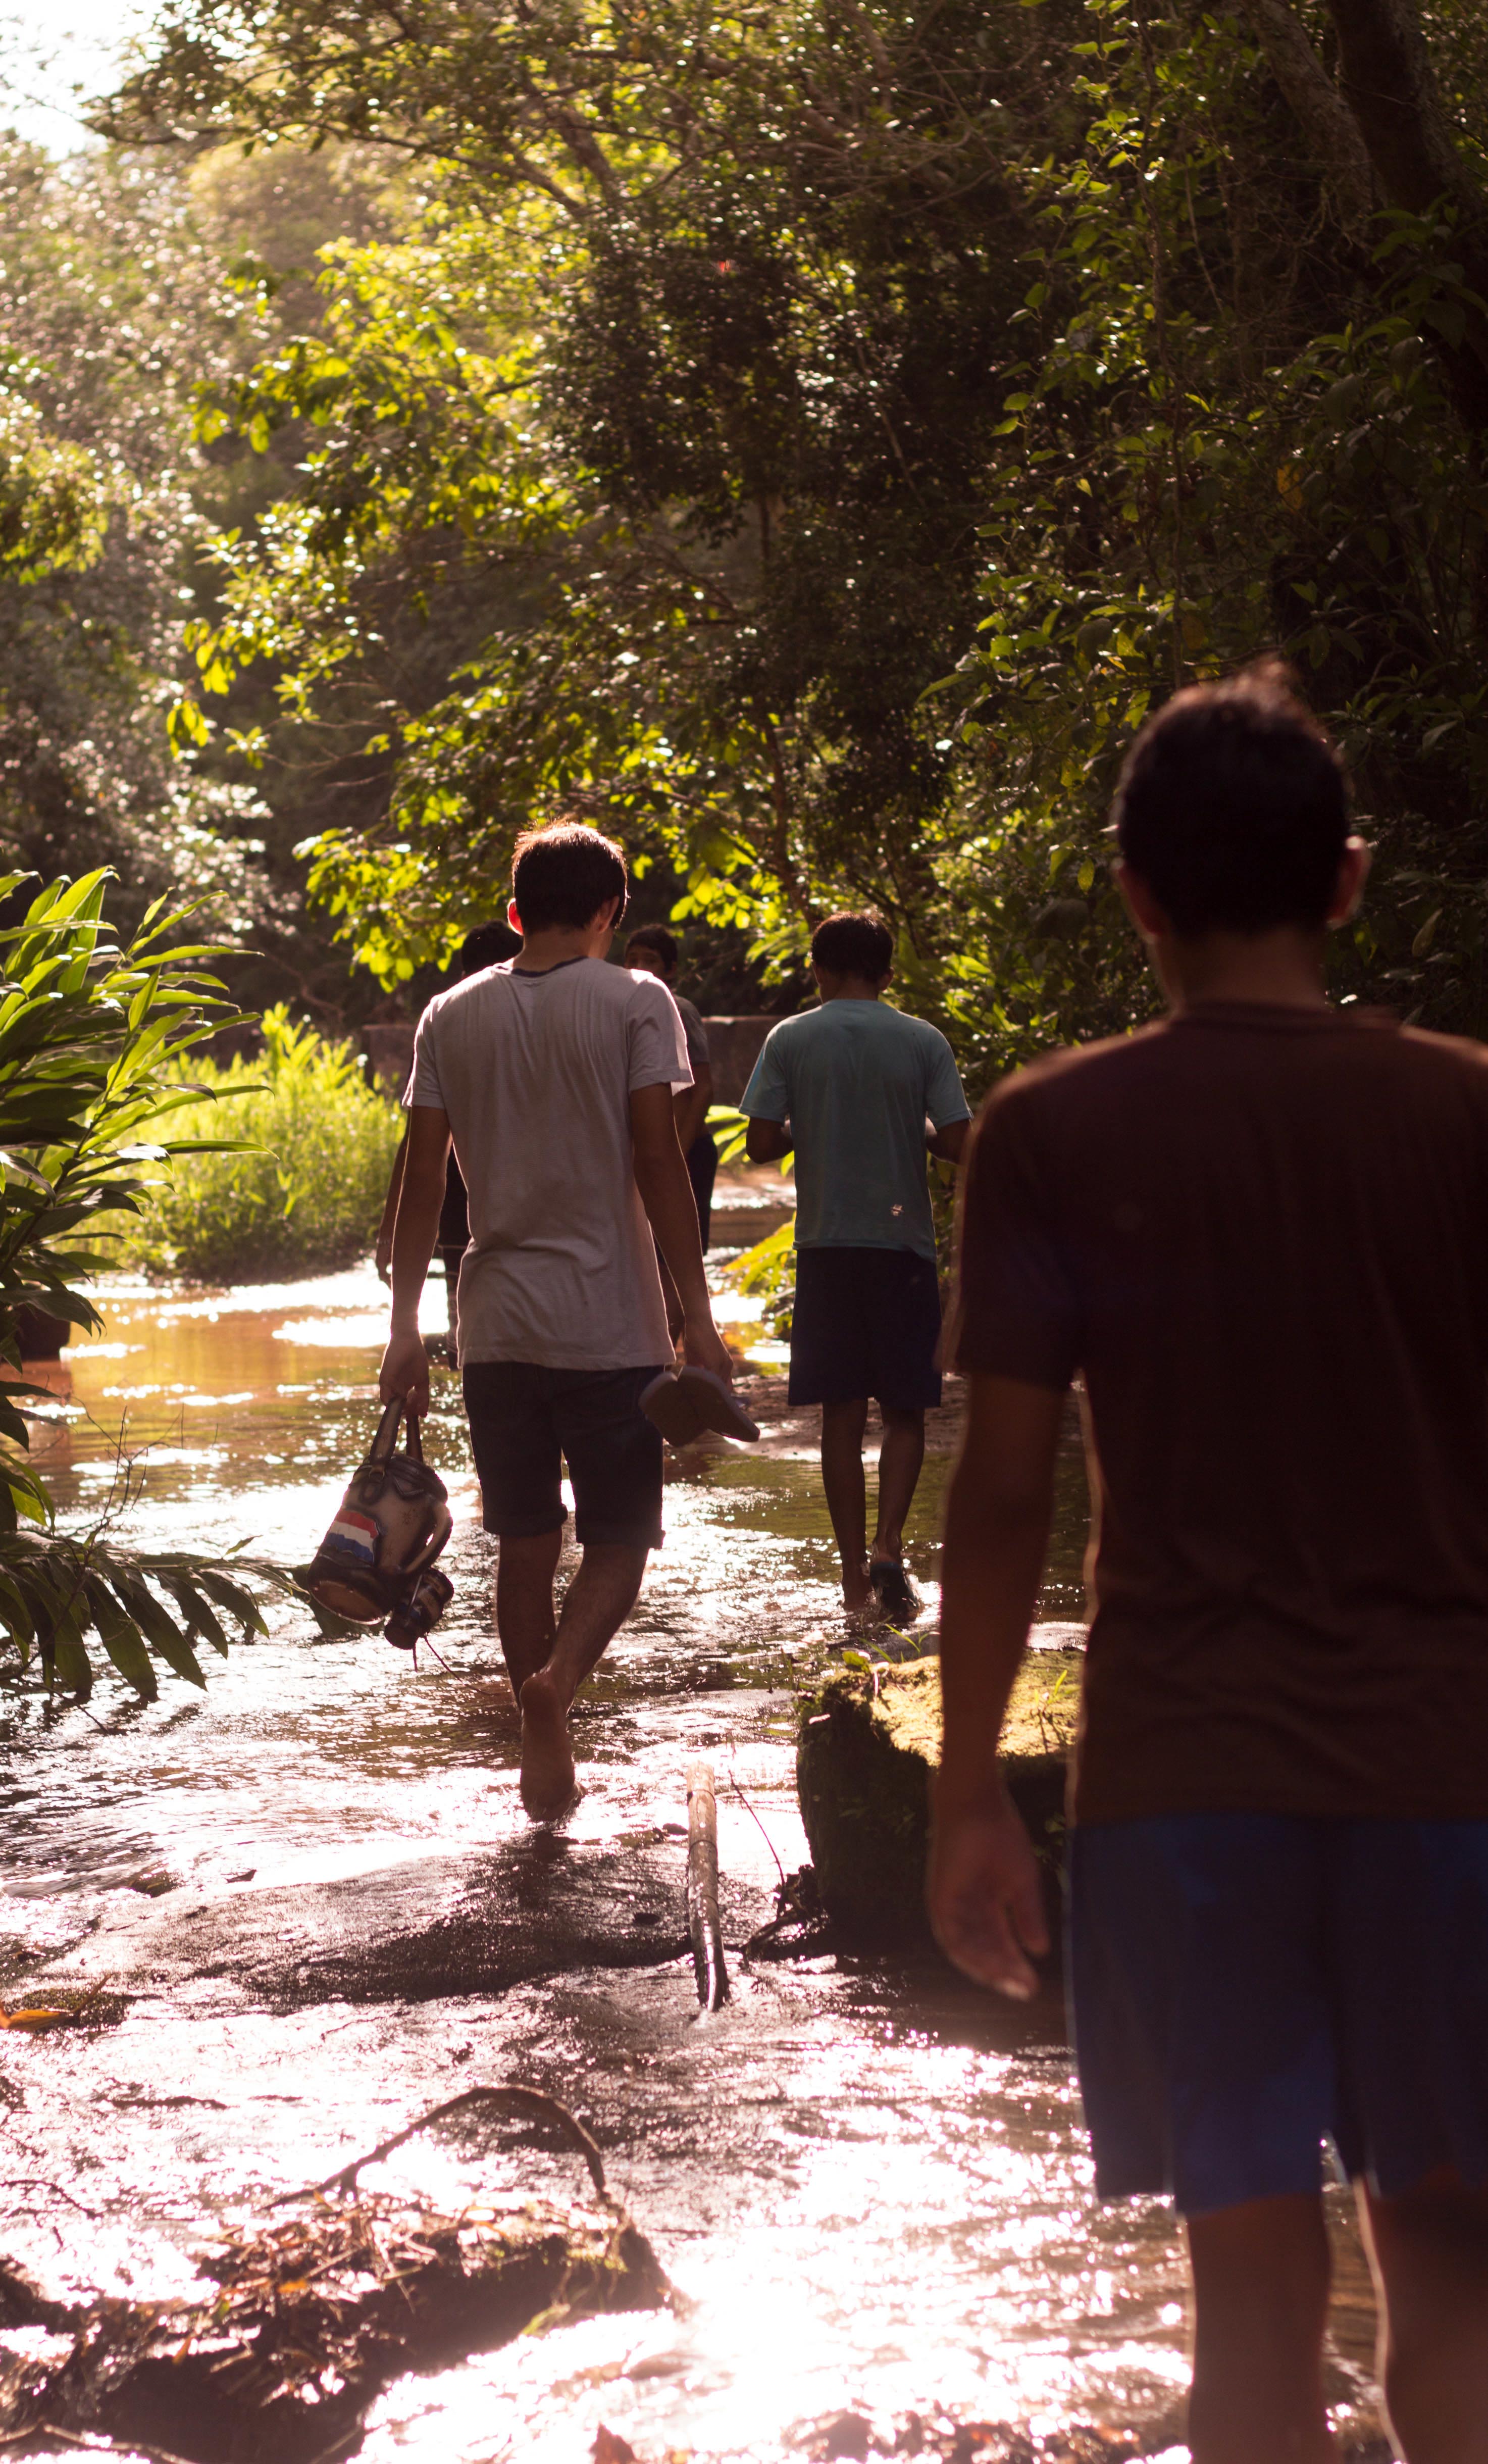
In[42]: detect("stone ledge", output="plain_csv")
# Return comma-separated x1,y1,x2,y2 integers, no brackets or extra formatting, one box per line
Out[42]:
795,1653,1080,1943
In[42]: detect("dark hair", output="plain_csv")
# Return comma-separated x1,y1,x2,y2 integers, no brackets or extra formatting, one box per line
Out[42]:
625,924,678,976
456,919,517,978
1112,661,1350,935
811,910,894,980
510,822,628,934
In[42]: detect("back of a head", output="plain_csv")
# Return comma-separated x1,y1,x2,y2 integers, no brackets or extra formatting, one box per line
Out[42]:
811,910,894,980
1112,661,1349,936
456,920,516,979
626,924,678,977
511,821,628,934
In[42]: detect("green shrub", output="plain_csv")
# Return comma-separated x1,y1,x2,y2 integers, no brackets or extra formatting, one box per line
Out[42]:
0,868,313,1699
120,1005,402,1281
726,1218,796,1339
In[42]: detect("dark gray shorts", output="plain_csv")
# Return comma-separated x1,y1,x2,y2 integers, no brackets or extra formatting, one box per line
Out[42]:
463,1361,667,1550
788,1245,943,1410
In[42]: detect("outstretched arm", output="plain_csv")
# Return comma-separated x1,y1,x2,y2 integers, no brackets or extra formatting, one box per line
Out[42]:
630,1081,734,1382
379,1103,451,1415
928,1372,1065,1999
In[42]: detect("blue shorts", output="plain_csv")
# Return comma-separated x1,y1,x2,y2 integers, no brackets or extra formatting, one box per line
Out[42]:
1069,1812,1488,2217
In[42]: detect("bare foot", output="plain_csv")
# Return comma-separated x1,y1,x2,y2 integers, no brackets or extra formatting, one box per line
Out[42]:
518,1669,577,1820
842,1555,873,1615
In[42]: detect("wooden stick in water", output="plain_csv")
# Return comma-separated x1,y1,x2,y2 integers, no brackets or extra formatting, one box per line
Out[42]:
687,1761,730,2011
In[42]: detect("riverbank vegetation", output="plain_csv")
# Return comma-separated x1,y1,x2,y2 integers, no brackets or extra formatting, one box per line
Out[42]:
117,1007,402,1282
77,0,1488,1091
0,871,301,1696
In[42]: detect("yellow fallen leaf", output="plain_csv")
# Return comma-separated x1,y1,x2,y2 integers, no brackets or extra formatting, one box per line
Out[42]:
0,2009,74,2032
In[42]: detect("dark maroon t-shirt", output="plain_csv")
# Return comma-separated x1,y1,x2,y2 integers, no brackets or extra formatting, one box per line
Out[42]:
952,1001,1488,1825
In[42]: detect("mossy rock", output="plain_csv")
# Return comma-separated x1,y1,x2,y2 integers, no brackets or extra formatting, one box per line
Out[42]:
795,1652,1081,1944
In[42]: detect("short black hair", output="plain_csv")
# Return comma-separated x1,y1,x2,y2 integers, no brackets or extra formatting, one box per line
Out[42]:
1112,661,1350,936
625,924,678,976
456,919,517,978
510,822,628,934
811,910,894,980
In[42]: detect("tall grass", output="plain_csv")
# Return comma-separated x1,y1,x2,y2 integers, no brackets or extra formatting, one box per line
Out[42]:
117,1007,402,1282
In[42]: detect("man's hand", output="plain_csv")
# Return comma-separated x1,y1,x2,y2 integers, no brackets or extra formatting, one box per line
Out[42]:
682,1309,735,1384
375,1232,394,1286
380,1329,431,1417
928,1794,1049,2000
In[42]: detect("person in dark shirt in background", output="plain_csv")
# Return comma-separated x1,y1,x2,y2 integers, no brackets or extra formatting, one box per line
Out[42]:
933,662,1488,2462
623,926,717,1247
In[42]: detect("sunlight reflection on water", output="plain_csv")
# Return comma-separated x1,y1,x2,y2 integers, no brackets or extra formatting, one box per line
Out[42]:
0,1230,1387,2459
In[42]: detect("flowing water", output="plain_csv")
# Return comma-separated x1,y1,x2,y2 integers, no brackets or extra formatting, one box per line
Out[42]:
0,1184,1388,2461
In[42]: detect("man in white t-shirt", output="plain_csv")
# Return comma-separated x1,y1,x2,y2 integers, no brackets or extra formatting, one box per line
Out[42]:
379,822,734,1818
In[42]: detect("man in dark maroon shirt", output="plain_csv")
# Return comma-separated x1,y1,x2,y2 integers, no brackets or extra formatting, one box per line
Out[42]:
933,663,1488,2461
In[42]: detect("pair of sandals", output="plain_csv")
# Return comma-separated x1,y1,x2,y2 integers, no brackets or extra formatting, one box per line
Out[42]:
641,1366,761,1447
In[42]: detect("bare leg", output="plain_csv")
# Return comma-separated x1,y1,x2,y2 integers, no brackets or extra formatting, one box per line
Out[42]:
1186,2192,1335,2462
820,1398,870,1609
518,1541,649,1819
493,1528,561,1698
871,1404,926,1564
1360,2167,1488,2461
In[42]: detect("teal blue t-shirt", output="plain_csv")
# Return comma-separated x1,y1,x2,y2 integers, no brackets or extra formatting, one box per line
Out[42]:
741,1000,970,1257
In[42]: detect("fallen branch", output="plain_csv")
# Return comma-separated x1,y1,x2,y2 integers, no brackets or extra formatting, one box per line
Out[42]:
686,1762,729,2012
36,2428,200,2464
270,2084,608,2208
727,1767,786,1893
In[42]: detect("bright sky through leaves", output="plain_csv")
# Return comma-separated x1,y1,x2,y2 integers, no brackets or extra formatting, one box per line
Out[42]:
1,0,148,150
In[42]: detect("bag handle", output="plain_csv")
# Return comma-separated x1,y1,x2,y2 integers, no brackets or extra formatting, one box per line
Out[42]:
368,1394,425,1468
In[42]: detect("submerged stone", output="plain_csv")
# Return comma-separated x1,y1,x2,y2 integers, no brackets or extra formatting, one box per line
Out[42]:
795,1651,1081,1941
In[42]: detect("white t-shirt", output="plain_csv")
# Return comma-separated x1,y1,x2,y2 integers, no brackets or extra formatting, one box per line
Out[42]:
407,957,691,1369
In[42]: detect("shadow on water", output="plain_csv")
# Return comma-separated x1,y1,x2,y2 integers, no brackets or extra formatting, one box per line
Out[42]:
0,1244,1386,2458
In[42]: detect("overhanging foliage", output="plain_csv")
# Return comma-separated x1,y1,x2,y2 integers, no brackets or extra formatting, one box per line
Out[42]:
105,0,1488,1071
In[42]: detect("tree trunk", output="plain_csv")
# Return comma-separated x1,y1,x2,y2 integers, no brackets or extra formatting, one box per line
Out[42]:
1322,0,1488,435
1237,0,1376,235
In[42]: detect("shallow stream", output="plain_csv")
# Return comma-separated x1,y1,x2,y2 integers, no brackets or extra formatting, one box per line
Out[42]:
0,1186,1389,2460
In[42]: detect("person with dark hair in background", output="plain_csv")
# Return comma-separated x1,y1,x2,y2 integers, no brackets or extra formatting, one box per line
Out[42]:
933,661,1488,2461
378,822,735,1820
742,910,970,1620
624,925,717,1248
376,921,518,1355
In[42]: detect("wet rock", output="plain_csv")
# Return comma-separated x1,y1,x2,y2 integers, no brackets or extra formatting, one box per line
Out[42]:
795,1656,1079,1943
40,1834,775,2012
0,2191,669,2464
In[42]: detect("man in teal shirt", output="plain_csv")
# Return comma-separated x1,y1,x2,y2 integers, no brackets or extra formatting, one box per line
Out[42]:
743,912,970,1618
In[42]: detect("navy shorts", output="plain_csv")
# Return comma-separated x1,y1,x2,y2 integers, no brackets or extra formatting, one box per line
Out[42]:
1069,1812,1488,2216
462,1362,666,1549
788,1246,943,1411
